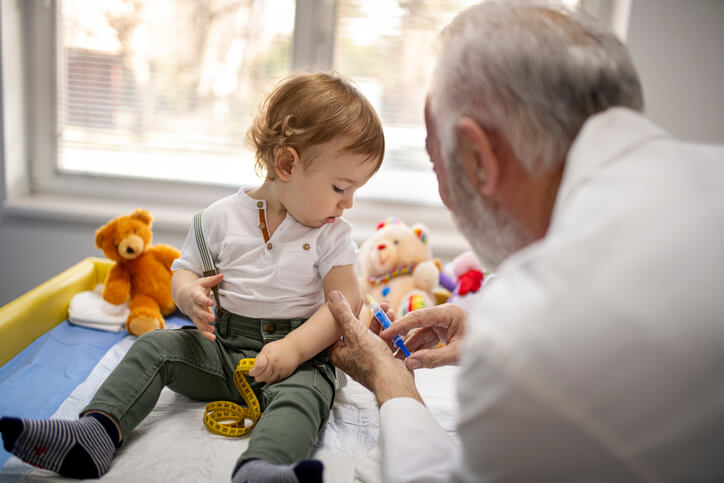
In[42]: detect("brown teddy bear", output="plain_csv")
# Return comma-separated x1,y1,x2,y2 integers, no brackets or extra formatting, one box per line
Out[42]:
95,209,181,336
359,218,440,325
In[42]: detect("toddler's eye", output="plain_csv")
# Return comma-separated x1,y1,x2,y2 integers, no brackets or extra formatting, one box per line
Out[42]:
332,185,344,193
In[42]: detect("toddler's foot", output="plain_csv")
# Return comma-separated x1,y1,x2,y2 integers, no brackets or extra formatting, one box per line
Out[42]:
0,414,119,479
232,458,324,483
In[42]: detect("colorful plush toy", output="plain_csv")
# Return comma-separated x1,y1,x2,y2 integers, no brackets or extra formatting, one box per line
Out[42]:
439,250,491,312
95,209,180,336
439,251,486,297
359,218,440,324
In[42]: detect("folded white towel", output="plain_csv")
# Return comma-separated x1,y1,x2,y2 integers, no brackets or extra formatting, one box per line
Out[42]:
68,284,129,332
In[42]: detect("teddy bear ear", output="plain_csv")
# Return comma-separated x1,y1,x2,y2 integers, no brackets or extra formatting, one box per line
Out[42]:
95,225,107,249
411,223,430,244
131,209,153,226
376,216,401,231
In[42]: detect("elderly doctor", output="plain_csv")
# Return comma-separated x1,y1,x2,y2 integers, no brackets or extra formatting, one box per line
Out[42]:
327,2,724,482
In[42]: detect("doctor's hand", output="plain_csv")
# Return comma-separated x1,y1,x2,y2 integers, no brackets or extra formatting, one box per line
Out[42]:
327,291,423,407
381,303,467,371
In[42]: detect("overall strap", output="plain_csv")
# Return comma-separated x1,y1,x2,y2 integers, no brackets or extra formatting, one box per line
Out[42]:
193,210,223,315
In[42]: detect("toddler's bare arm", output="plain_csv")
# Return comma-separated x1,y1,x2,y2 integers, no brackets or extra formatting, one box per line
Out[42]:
249,264,361,382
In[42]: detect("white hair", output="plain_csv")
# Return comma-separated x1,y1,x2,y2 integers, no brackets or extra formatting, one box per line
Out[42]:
430,1,643,269
430,0,644,176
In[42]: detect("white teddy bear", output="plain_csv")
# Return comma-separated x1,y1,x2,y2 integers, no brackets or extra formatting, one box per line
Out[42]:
359,218,439,323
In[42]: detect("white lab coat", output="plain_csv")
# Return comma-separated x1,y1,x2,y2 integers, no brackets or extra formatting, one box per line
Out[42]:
377,108,724,482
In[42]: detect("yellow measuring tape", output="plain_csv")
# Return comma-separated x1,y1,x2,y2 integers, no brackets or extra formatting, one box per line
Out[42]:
203,358,262,437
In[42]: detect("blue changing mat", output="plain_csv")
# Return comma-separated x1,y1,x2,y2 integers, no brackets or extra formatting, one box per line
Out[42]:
0,314,192,468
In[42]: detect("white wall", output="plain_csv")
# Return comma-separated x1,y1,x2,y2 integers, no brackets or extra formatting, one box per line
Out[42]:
626,0,724,144
0,210,189,306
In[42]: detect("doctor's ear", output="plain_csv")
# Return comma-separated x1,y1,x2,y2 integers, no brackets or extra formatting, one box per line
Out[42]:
273,146,300,181
456,117,500,197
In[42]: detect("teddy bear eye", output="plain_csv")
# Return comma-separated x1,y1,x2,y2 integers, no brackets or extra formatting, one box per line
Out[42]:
393,240,399,245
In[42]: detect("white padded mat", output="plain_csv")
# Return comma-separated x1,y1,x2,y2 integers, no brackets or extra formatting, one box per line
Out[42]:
0,335,459,483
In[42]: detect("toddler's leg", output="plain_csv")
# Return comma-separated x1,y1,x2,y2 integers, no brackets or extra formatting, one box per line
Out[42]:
85,327,239,439
1,327,237,478
0,412,119,479
232,358,335,483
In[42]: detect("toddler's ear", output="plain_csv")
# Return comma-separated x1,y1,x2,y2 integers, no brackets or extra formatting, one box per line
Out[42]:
274,146,300,181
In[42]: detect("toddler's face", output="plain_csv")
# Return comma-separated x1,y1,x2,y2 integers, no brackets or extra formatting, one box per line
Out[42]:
282,137,379,228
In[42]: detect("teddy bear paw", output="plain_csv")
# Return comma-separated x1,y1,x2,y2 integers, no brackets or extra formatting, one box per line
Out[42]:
127,314,164,336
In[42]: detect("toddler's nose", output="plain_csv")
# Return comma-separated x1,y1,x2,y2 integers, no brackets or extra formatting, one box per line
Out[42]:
339,193,353,209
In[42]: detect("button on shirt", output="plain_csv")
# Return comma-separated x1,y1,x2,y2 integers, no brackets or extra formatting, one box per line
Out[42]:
377,108,724,482
171,187,359,319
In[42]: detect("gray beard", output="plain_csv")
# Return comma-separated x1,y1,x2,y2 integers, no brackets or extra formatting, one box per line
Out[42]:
447,156,532,272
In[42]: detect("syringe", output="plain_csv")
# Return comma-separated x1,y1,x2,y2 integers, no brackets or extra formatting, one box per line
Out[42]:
366,294,411,358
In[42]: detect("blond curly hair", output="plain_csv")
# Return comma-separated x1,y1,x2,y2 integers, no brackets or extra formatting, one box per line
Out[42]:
247,72,385,179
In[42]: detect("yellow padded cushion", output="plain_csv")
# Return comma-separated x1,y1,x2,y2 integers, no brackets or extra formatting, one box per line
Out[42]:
0,257,114,367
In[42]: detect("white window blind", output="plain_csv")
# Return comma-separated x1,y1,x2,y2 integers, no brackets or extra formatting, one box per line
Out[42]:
52,0,579,205
58,0,295,185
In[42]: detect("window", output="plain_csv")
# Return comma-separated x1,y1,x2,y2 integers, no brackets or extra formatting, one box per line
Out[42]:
4,0,594,259
58,0,295,187
37,0,494,207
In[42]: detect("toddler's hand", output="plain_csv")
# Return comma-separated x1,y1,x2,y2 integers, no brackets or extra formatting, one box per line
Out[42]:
177,273,223,341
249,339,302,383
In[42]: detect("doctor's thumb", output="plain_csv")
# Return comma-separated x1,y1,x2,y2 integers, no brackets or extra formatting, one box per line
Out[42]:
328,291,364,340
328,291,352,324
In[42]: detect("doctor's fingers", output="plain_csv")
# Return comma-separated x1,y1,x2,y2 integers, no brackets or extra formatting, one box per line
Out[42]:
379,301,394,320
404,328,441,352
406,341,461,370
381,304,467,339
367,308,396,353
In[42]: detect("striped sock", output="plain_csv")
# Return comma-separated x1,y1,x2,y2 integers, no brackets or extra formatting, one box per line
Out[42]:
0,416,117,479
232,458,324,483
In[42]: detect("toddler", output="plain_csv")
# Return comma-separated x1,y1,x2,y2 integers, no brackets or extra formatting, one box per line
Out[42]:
0,72,385,483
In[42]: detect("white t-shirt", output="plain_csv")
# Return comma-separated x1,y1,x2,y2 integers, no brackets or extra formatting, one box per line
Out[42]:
171,186,358,319
376,108,724,482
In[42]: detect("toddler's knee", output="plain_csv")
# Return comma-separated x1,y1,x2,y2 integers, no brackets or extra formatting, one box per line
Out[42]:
130,330,178,360
135,328,166,345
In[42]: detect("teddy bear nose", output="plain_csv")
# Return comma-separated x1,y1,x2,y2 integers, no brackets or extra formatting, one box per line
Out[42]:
126,246,135,254
377,243,386,251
